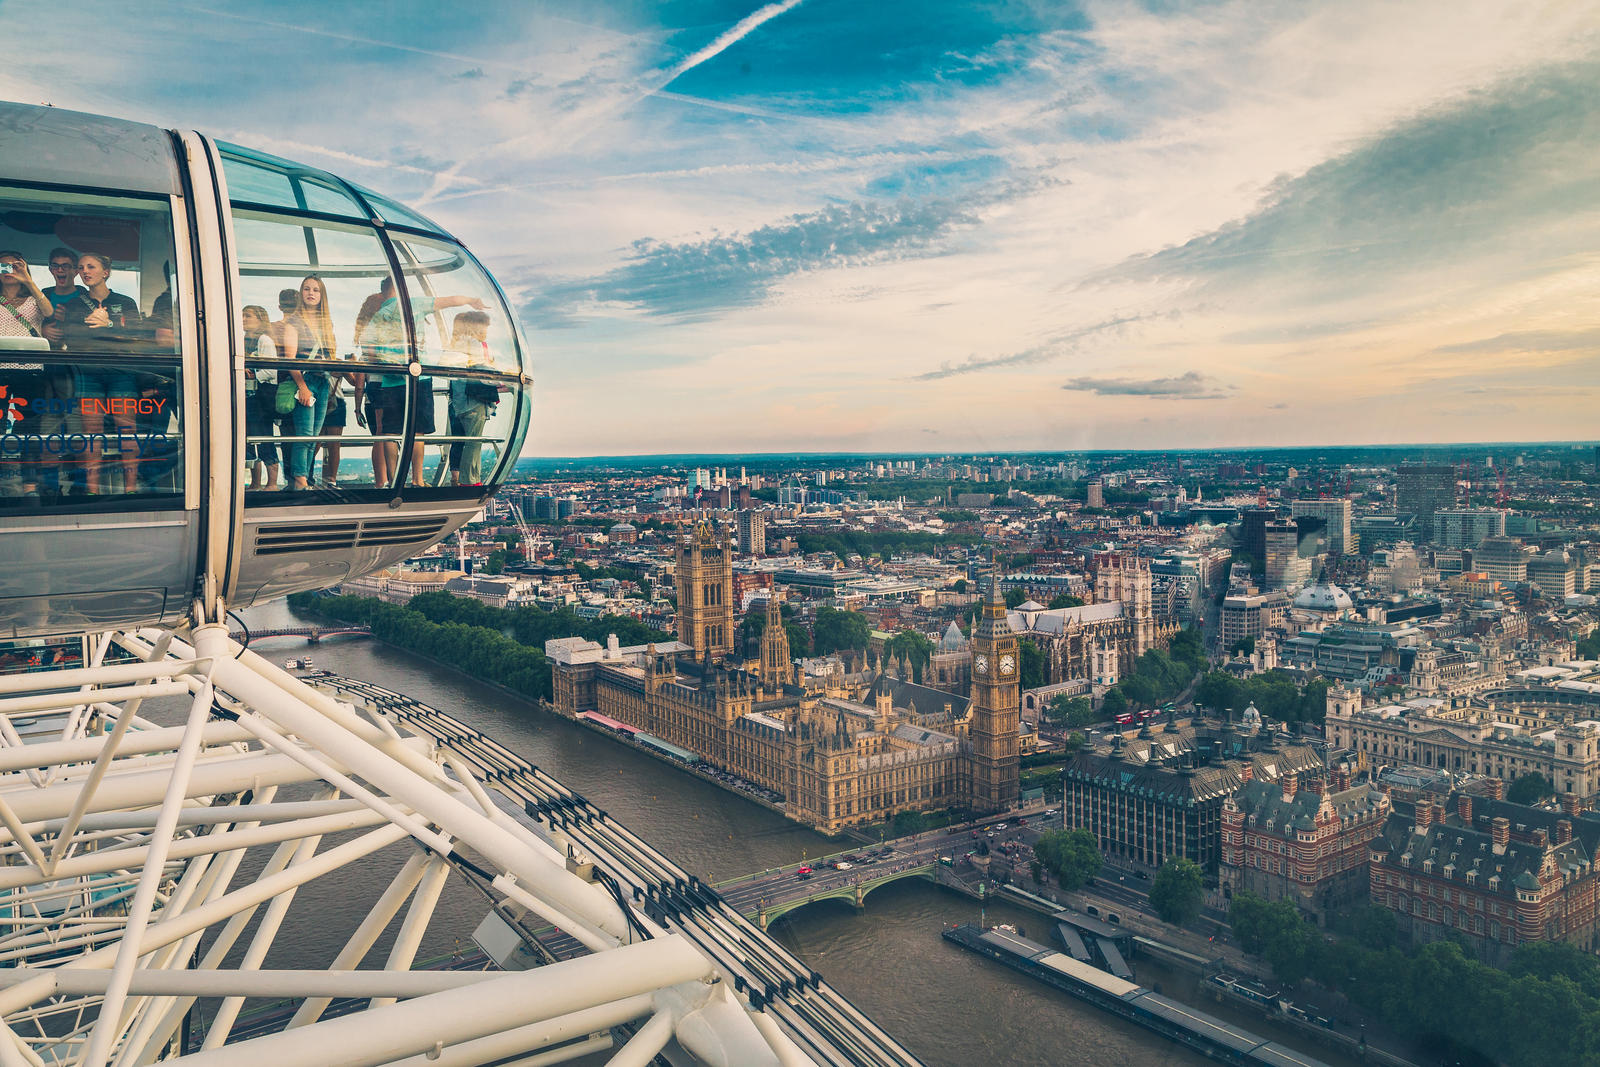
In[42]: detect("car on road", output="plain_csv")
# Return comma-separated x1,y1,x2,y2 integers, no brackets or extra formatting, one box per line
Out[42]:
1134,869,1149,880
1044,808,1059,816
994,823,1007,830
834,861,853,871
796,865,813,877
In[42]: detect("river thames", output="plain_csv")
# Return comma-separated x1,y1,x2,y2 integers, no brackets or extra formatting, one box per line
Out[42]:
242,599,1351,1067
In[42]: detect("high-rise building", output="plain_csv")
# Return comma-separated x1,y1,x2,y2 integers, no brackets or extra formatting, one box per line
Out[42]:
1396,462,1456,522
1262,520,1309,590
1432,508,1506,549
1085,479,1104,509
1291,498,1353,556
736,509,766,556
1241,508,1276,576
968,580,1021,815
674,522,734,660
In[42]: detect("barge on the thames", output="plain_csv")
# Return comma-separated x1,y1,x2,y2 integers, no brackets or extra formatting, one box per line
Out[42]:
942,923,1329,1067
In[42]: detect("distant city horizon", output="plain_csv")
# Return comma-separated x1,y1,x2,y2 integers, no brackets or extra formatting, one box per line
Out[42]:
514,440,1600,468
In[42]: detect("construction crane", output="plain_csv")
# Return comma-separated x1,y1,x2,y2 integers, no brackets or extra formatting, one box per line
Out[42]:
506,500,545,561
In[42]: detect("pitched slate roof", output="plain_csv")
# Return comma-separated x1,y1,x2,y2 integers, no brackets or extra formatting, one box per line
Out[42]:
1373,798,1591,900
1229,780,1385,836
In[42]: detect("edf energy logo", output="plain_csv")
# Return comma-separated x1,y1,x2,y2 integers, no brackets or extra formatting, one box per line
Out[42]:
0,389,177,460
0,385,25,424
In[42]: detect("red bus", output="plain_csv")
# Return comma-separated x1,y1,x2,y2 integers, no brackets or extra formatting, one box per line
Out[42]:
1114,713,1134,725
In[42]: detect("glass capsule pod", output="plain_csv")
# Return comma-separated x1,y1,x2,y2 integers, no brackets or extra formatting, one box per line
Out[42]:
0,102,532,636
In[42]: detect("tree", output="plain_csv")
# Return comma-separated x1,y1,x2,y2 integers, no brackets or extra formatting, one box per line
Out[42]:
1508,772,1555,805
1100,687,1127,718
1168,627,1207,673
1047,593,1084,609
952,578,968,594
1004,588,1028,609
1348,904,1398,951
1150,858,1205,926
1047,695,1096,729
1018,638,1046,689
1194,670,1242,714
1229,636,1256,657
484,549,507,575
1034,829,1101,890
812,605,870,656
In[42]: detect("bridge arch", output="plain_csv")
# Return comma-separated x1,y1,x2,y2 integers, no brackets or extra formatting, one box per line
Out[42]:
755,863,937,930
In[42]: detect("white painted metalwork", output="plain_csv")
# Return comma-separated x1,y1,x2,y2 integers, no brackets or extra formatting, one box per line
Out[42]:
0,622,904,1067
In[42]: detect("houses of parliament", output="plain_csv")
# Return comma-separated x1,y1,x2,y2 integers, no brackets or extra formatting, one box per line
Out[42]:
548,522,1020,831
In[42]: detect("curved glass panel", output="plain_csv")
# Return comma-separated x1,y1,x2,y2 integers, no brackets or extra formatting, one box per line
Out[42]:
0,185,183,506
218,144,367,221
392,236,521,376
346,182,445,234
405,372,517,489
232,207,403,495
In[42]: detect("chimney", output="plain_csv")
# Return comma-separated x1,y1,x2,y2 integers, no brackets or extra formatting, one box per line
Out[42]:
1240,761,1254,784
1558,820,1573,845
1458,794,1473,825
1415,803,1434,833
1334,768,1352,792
1562,793,1582,817
1532,828,1549,850
1305,777,1326,797
1492,817,1510,853
1486,778,1506,801
1282,774,1298,800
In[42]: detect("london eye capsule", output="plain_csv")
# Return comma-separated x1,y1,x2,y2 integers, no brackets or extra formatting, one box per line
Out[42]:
0,102,532,636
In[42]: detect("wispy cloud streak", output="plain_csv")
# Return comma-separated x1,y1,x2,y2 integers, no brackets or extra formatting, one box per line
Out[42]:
658,0,807,88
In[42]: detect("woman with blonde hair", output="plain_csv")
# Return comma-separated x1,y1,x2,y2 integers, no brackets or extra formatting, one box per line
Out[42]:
281,275,335,491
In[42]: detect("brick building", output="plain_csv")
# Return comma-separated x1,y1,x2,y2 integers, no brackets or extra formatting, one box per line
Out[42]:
1219,770,1390,925
1368,785,1600,966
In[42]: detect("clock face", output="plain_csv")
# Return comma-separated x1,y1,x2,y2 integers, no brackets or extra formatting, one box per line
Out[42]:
999,654,1016,676
974,655,989,675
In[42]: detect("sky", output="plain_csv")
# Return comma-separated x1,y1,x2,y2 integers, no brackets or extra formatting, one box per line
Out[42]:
5,0,1599,456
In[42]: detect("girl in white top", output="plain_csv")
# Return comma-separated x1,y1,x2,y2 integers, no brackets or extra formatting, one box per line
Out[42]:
0,251,52,338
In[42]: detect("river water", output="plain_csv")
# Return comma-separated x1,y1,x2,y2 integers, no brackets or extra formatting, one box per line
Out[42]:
240,600,1351,1067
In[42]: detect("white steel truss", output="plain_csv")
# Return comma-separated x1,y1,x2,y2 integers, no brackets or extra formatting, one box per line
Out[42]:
0,622,910,1067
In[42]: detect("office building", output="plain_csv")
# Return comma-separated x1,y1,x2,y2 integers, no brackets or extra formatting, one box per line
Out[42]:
1263,520,1310,590
1474,536,1528,583
1291,498,1353,556
1432,508,1506,549
1397,462,1457,522
1220,590,1290,651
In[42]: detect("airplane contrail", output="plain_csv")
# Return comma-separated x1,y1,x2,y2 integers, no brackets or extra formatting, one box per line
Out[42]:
658,0,807,88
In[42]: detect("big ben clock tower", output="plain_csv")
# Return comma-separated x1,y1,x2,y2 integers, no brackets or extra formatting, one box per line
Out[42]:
968,578,1021,814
